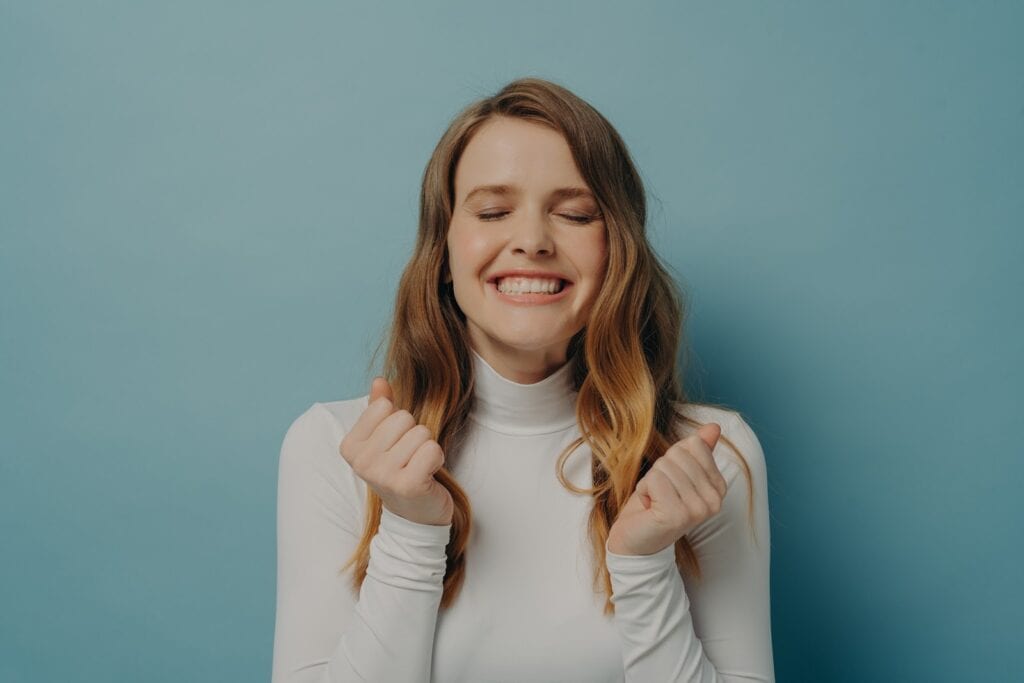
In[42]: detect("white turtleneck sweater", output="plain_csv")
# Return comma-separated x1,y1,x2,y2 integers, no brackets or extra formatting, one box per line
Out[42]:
271,349,775,682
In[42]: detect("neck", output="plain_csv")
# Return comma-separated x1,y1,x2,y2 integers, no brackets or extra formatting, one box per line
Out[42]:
467,347,579,436
468,342,569,384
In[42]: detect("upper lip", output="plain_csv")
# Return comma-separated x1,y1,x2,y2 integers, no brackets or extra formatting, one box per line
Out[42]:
487,269,573,283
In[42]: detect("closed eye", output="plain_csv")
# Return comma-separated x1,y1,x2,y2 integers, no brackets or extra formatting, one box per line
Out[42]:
478,211,597,224
477,212,509,221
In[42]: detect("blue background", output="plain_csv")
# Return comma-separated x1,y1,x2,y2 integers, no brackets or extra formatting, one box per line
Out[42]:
2,2,1021,681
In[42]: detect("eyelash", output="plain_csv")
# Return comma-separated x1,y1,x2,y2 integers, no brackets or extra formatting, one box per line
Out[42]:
478,211,597,224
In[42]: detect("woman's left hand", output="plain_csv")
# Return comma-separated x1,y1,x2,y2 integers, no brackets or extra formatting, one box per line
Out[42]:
607,423,728,557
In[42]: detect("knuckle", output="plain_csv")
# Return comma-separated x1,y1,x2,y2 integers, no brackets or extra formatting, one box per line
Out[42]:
394,410,416,429
339,436,359,463
354,459,376,481
368,397,392,416
652,457,672,473
669,441,692,459
423,441,445,466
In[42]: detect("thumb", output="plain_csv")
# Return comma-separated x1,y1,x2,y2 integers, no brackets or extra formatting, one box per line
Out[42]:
369,376,395,404
637,477,652,510
697,422,722,451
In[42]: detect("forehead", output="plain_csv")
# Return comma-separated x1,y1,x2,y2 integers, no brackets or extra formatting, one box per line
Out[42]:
454,117,592,203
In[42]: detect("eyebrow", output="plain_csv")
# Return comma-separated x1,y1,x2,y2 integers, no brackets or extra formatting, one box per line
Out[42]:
462,184,595,204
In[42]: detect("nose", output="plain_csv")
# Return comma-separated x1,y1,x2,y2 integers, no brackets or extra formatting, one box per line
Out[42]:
508,211,555,256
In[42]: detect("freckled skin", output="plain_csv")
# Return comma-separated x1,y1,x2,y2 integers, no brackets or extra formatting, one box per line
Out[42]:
446,117,608,384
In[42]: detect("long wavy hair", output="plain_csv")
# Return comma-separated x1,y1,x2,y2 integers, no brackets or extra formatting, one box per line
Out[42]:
340,76,759,615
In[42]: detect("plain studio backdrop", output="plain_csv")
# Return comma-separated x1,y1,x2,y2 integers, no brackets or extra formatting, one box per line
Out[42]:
1,2,1021,681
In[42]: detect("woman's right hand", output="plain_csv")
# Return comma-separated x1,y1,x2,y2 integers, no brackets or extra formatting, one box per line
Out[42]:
338,376,454,527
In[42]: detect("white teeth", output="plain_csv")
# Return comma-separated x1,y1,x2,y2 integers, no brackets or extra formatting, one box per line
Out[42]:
496,277,565,294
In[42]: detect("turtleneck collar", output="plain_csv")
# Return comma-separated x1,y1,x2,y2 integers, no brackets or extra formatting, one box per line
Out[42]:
467,347,579,436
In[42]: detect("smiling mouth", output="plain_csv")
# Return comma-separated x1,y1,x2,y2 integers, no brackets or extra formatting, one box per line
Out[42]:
488,280,573,303
493,278,569,295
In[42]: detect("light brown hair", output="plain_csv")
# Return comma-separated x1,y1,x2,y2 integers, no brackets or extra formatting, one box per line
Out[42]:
341,76,758,615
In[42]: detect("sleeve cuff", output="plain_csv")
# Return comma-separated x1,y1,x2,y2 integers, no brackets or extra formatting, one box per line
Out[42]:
605,539,677,574
380,506,452,546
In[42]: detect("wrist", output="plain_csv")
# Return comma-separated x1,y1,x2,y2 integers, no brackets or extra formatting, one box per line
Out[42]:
382,501,450,527
607,530,672,557
606,531,637,556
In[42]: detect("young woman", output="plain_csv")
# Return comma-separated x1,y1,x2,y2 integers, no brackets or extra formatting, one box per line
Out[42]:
271,77,775,682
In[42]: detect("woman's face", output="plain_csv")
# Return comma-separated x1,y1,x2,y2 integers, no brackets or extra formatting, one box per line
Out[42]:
446,116,608,383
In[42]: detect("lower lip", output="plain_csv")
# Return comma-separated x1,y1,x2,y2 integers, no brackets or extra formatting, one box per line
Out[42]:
489,280,573,305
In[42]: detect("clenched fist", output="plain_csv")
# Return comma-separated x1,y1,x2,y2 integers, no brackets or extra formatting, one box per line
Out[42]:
607,423,728,556
338,376,454,527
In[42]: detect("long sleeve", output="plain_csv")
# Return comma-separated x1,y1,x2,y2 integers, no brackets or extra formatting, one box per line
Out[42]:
604,412,775,682
271,402,452,683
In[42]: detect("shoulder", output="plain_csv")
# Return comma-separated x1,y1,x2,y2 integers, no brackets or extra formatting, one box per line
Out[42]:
282,395,370,442
278,395,372,479
277,398,371,523
316,394,373,434
669,401,768,482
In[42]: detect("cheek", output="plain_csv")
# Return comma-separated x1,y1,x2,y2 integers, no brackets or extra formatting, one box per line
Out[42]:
449,231,495,273
583,235,609,281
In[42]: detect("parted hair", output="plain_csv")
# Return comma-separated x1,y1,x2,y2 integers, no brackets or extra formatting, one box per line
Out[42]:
340,76,759,615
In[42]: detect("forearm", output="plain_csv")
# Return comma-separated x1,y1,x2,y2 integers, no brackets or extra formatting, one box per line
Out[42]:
604,413,776,683
320,508,450,682
606,543,725,683
273,402,457,682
